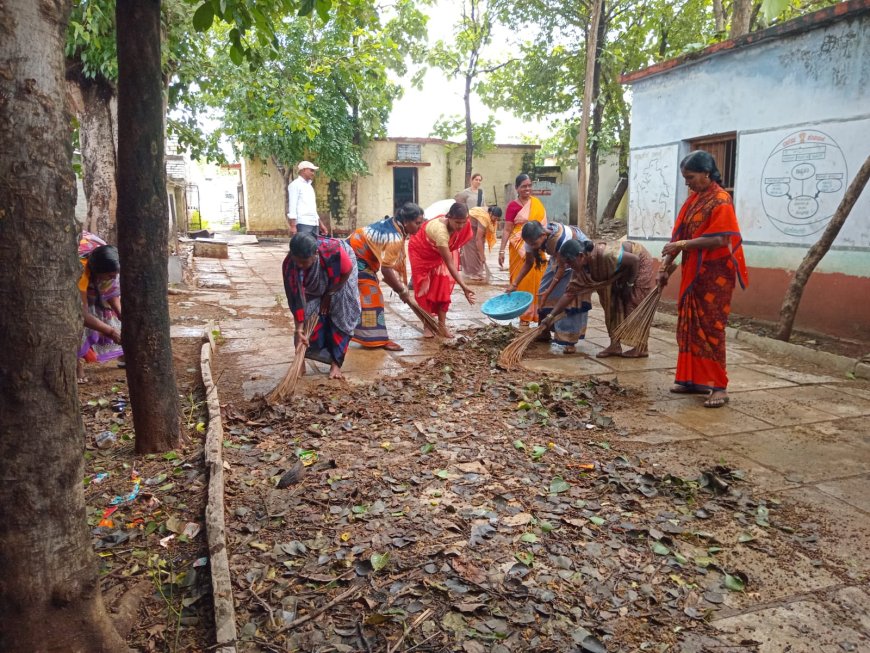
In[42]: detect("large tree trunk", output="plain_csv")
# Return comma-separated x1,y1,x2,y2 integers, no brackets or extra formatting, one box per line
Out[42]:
0,1,128,649
730,0,753,38
586,4,607,236
600,176,628,224
116,0,180,453
68,72,118,243
273,157,293,226
464,71,474,188
775,155,870,342
576,0,603,232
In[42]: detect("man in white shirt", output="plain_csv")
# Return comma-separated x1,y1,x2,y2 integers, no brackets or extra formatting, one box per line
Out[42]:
286,160,326,236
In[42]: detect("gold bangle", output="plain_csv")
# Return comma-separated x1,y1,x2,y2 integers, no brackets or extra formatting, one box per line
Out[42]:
678,240,688,250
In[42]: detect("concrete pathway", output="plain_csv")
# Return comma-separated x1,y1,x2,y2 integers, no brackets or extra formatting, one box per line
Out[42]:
183,240,870,653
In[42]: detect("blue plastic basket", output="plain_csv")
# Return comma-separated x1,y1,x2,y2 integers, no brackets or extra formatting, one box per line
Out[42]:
481,291,534,320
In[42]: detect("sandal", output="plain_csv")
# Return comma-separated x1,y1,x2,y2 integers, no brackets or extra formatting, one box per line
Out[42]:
382,341,404,352
704,393,730,409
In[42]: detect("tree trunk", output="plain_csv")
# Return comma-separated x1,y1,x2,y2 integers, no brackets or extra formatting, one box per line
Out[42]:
349,178,359,232
69,72,119,243
775,154,870,342
273,157,292,224
116,0,180,453
576,0,603,232
586,4,607,236
464,71,474,188
0,1,129,649
730,0,753,38
600,176,628,224
712,0,727,33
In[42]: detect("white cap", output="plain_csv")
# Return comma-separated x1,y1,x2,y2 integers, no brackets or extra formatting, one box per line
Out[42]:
297,160,319,172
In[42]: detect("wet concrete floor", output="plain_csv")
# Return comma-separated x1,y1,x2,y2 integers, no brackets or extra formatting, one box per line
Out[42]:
178,240,869,653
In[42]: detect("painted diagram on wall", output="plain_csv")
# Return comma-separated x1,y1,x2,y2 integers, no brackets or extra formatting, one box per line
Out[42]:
628,144,678,239
761,130,847,238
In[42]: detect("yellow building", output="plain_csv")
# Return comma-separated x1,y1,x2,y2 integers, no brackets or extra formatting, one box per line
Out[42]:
240,137,539,235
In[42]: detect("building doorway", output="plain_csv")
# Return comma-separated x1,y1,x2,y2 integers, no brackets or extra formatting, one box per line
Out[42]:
393,167,418,212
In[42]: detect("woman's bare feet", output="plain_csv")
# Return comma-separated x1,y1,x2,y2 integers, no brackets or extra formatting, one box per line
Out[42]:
422,326,435,338
329,363,344,380
596,344,622,358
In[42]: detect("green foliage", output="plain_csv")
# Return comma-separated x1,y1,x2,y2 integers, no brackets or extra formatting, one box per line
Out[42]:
67,0,118,81
327,180,345,224
197,0,427,181
430,114,498,156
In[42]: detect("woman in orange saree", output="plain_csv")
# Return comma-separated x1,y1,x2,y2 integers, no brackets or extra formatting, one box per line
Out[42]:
499,174,546,325
408,202,476,338
660,151,748,408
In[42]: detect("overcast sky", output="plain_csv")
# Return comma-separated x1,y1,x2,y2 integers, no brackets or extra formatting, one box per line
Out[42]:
386,0,549,144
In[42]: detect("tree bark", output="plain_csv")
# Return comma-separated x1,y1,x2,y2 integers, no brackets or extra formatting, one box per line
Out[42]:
68,71,119,243
712,0,727,33
775,154,870,342
576,0,603,232
464,71,474,188
600,176,628,224
0,1,129,649
116,0,180,453
586,3,607,236
730,0,753,38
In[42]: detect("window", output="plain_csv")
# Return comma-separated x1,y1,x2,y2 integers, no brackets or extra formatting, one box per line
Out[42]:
690,133,737,194
396,143,422,162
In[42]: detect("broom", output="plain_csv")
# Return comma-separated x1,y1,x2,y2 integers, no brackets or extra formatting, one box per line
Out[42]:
610,285,663,349
266,314,318,403
497,321,554,370
405,295,449,338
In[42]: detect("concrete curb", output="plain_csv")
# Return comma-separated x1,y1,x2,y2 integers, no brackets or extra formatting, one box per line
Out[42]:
653,312,869,380
201,341,238,653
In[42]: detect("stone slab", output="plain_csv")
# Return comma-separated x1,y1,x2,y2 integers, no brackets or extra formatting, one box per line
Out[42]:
715,421,870,484
744,363,843,385
724,365,799,392
727,388,846,427
815,475,870,514
193,240,229,258
764,384,870,418
712,600,868,653
653,396,775,437
779,486,870,575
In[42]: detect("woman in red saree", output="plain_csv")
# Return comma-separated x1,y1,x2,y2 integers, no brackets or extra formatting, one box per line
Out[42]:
660,151,748,408
499,173,546,325
408,202,476,337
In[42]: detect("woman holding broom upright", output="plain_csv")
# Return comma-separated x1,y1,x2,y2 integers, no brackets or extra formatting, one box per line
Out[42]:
499,174,547,325
543,238,657,358
349,203,426,351
408,202,476,338
659,150,747,408
508,220,592,353
282,232,360,380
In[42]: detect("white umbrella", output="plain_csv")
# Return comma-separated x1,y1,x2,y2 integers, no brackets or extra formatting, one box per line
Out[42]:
423,199,456,220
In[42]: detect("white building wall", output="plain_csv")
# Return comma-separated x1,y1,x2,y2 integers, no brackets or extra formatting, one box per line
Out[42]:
626,12,870,275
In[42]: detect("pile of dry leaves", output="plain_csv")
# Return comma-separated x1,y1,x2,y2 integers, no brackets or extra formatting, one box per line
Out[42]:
221,327,819,653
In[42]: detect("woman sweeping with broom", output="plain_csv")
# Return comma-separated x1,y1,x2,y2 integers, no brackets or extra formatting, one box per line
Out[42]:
349,203,426,351
408,202,476,338
282,232,360,380
508,220,592,354
542,238,658,358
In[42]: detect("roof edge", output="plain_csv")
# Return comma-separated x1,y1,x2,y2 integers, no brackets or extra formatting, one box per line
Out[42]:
621,0,870,85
